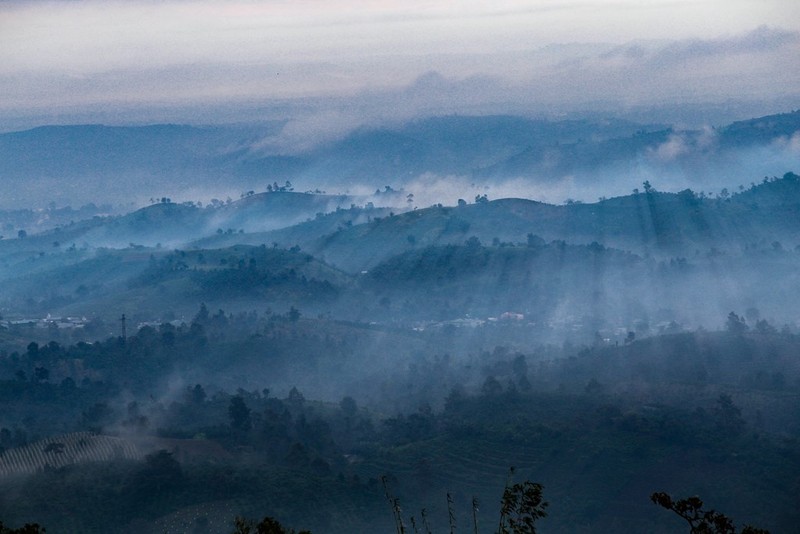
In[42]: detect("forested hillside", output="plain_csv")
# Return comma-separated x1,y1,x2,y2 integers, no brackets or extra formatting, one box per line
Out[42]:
0,124,798,532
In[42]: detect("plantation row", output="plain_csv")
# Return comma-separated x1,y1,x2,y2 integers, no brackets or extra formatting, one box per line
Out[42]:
0,432,141,477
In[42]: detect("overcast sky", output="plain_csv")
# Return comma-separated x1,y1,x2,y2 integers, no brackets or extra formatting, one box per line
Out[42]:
1,0,799,129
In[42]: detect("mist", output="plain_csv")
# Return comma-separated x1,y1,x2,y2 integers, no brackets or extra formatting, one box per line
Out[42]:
2,1,800,533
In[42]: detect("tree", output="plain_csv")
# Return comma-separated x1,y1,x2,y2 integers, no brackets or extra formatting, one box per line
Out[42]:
499,476,548,534
713,394,745,438
0,521,46,533
754,319,777,335
133,450,183,496
229,395,252,431
481,375,503,396
340,396,358,417
512,354,528,380
81,402,113,432
287,387,305,408
526,233,545,248
193,303,210,325
650,492,768,533
232,516,311,534
725,312,747,335
466,236,482,248
33,367,49,382
189,384,207,404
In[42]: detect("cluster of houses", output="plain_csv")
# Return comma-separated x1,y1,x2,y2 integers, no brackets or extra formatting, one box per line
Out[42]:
1,314,90,330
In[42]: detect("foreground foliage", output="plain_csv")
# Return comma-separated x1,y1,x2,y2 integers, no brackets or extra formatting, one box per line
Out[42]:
0,523,45,534
651,493,769,534
232,515,311,534
0,317,798,532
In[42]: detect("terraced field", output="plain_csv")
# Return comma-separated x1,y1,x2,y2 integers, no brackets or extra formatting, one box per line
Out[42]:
0,432,142,477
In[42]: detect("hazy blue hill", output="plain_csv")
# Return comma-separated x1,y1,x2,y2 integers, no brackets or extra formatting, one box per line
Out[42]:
0,244,353,318
0,247,165,315
97,192,355,248
303,129,430,183
79,202,210,248
0,217,112,283
306,205,488,272
2,112,796,209
121,245,350,313
0,123,277,207
0,203,116,236
1,201,215,252
719,110,800,146
2,172,799,327
3,170,800,327
301,197,680,272
478,111,800,182
729,171,800,205
272,115,666,186
303,173,800,273
0,123,273,175
0,191,359,253
281,111,798,190
211,191,353,234
478,128,674,179
400,115,656,145
190,205,394,250
362,241,647,322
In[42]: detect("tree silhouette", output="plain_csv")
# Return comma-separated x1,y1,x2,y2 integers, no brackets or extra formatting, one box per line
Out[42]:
0,522,46,533
229,395,252,431
650,492,768,533
498,470,548,534
232,516,310,534
712,394,745,438
725,312,747,334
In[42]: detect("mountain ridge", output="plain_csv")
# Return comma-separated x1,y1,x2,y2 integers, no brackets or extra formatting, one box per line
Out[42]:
1,111,797,208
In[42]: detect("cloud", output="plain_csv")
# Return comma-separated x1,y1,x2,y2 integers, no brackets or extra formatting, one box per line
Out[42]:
647,127,719,162
771,130,800,154
600,44,647,61
582,26,800,72
251,110,368,155
649,26,800,66
1,0,799,132
544,27,800,109
400,172,582,208
650,134,691,162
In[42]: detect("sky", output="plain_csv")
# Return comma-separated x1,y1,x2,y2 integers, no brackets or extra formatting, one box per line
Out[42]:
1,0,799,130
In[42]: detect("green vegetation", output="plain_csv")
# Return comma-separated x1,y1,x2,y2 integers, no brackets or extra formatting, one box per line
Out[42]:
1,153,799,531
651,493,769,534
232,516,311,534
0,313,797,531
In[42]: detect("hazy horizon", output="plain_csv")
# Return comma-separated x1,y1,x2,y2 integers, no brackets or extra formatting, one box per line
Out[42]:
1,1,799,137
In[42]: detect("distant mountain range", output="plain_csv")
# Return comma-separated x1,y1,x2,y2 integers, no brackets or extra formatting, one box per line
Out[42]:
1,111,798,208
